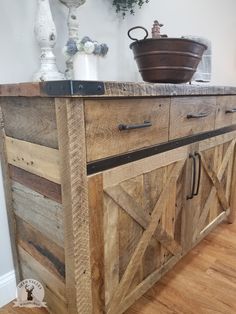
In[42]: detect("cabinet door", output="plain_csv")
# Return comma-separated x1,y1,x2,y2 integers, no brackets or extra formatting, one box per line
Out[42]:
191,132,236,245
88,145,191,314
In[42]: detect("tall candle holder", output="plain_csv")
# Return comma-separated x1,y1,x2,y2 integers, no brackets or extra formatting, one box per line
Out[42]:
33,0,65,82
59,0,86,78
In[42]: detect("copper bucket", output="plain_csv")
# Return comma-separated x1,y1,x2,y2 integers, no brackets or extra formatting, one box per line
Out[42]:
128,26,207,83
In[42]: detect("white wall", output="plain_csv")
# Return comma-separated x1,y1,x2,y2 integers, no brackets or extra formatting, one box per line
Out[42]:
0,0,236,84
0,0,236,306
0,162,16,307
0,164,14,276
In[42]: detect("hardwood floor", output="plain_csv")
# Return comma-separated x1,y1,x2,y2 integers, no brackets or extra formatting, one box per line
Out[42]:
1,221,236,314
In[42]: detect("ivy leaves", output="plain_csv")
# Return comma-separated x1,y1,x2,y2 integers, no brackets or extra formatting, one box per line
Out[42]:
112,0,149,17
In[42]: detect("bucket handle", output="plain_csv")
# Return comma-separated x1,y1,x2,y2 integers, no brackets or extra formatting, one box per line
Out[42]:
128,26,149,42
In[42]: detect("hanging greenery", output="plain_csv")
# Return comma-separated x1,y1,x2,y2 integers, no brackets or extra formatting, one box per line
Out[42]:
112,0,149,17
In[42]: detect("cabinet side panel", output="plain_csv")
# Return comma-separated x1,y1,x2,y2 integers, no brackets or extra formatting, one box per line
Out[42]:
0,97,58,149
0,104,21,283
1,100,67,314
12,181,64,248
16,216,65,281
19,247,68,314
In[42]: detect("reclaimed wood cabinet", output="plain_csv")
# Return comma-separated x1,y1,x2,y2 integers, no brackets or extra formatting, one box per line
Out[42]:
1,81,236,314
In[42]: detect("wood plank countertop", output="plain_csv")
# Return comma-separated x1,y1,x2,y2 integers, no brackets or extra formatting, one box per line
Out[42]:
0,81,236,98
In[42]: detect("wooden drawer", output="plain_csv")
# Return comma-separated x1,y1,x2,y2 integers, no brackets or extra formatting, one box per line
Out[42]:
85,98,170,161
169,96,216,140
215,96,236,129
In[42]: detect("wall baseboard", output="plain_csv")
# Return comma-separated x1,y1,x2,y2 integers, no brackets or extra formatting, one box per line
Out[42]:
0,270,16,307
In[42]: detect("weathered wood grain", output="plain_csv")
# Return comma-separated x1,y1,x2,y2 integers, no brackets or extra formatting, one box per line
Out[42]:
105,184,149,230
193,139,235,240
103,193,120,309
85,98,170,161
1,81,236,98
0,83,41,97
12,181,64,247
198,211,228,241
107,161,184,314
56,98,92,314
103,145,188,188
201,156,230,211
18,246,66,301
0,107,21,283
1,88,236,314
88,174,105,313
9,165,62,203
198,130,236,152
18,246,68,314
0,97,58,148
169,96,216,140
16,216,65,281
117,174,144,288
119,253,182,314
105,184,181,255
4,221,236,314
6,136,60,184
143,168,165,277
216,95,236,129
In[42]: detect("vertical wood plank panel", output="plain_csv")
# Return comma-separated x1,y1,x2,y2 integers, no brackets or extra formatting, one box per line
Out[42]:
56,98,92,314
104,194,119,309
88,174,105,313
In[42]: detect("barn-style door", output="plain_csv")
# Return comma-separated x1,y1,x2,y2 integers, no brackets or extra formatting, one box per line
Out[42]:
104,159,186,314
87,133,236,314
192,137,236,244
87,144,193,314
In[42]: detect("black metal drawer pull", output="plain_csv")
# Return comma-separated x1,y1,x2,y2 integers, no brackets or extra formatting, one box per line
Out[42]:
225,109,236,114
118,120,152,131
187,112,209,119
193,152,202,197
187,153,196,200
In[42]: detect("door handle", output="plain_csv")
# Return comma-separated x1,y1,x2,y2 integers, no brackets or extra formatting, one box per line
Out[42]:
187,152,202,200
193,152,202,197
187,153,196,200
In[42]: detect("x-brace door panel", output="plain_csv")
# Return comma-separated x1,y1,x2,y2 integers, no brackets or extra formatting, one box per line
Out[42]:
192,136,236,244
88,145,191,314
87,132,236,314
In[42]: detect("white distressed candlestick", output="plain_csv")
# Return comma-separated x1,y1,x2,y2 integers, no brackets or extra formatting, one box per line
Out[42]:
33,0,65,82
59,0,86,78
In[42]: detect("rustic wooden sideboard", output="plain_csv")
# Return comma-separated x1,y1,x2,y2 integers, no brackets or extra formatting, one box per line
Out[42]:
1,81,236,314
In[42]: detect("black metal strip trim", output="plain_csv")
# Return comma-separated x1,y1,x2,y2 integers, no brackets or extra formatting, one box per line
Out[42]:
87,125,236,175
42,80,105,96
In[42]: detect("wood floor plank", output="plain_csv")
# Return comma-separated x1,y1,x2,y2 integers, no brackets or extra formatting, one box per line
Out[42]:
1,221,236,314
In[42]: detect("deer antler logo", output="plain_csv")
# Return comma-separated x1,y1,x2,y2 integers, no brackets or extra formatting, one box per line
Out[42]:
25,284,35,301
14,279,46,308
